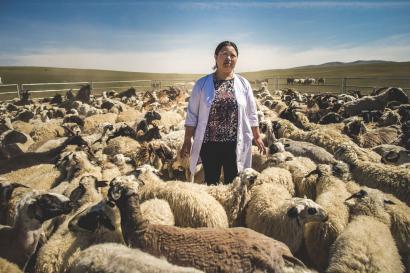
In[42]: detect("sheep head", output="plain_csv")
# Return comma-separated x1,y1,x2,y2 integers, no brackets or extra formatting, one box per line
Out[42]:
345,188,394,226
69,175,108,206
107,175,141,205
68,200,116,232
287,198,328,226
16,191,73,226
343,119,367,137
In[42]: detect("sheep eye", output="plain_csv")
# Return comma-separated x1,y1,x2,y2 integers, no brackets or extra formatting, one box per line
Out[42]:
354,189,367,198
307,208,317,215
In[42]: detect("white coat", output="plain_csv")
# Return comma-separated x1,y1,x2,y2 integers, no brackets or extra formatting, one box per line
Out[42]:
185,73,259,176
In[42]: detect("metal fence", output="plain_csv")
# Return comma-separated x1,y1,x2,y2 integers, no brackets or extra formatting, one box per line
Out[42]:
250,77,410,96
1,76,410,101
0,79,196,101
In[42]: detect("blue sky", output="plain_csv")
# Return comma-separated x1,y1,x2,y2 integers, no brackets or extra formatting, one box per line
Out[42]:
1,0,410,73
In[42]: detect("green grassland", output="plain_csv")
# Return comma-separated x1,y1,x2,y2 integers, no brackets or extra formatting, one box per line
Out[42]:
0,61,409,100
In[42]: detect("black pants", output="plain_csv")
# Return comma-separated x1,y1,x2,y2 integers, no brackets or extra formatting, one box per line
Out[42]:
200,141,238,185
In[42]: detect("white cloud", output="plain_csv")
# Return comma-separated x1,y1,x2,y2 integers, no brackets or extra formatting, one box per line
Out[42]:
178,1,410,10
1,36,410,73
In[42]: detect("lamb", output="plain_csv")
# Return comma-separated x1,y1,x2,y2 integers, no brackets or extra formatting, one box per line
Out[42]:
339,87,408,117
335,144,410,206
108,176,309,273
133,166,229,228
303,165,351,271
245,182,328,254
0,191,73,271
326,188,404,273
67,243,203,273
34,199,123,273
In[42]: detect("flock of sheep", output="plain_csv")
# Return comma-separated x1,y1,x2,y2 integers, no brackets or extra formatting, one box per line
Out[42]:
0,80,409,273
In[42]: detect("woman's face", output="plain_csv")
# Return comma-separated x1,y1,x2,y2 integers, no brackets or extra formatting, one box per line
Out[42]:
214,45,238,74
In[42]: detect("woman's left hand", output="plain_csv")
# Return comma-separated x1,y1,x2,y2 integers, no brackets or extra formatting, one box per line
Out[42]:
254,136,266,154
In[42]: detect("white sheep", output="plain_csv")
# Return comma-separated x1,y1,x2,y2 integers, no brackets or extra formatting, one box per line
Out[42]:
327,188,404,273
245,181,328,254
335,144,410,206
129,168,229,228
140,198,175,226
303,164,351,271
67,243,203,273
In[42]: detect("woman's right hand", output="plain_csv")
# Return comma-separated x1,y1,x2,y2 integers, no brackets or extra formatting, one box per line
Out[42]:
180,139,192,159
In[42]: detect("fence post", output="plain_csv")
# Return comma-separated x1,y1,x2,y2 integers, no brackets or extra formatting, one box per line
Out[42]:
17,83,22,99
341,78,346,93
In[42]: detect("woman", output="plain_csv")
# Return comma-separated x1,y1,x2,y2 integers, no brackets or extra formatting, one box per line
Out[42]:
181,41,265,185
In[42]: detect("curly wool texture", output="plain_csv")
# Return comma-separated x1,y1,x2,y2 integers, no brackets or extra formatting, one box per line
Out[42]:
34,202,123,273
327,187,404,273
245,183,326,254
83,113,118,134
136,169,228,228
336,144,410,206
265,151,317,198
303,165,350,271
255,166,295,196
103,136,141,157
274,119,381,162
0,257,23,273
68,243,203,273
327,216,403,273
140,198,175,226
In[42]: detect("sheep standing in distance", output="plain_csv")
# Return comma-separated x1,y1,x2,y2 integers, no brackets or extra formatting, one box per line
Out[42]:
108,176,309,273
245,181,328,254
326,189,404,273
67,243,203,273
0,191,73,271
303,165,350,271
335,144,410,206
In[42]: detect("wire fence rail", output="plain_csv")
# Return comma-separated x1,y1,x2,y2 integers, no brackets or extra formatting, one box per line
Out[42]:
1,76,410,101
0,79,196,101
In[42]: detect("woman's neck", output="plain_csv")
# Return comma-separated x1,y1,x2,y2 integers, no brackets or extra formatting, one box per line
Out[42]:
214,70,234,81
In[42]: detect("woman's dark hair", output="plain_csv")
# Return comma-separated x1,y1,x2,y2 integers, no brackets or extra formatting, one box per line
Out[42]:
214,41,239,56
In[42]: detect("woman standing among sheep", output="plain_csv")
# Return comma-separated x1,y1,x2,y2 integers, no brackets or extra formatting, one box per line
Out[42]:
181,41,265,184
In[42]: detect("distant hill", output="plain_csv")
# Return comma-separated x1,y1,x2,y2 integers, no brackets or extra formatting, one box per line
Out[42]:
0,61,409,84
294,60,396,69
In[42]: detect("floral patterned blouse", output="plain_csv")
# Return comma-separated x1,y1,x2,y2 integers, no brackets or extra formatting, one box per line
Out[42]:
203,74,238,143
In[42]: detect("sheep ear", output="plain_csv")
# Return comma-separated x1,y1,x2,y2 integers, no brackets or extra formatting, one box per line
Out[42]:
384,199,395,205
95,180,109,188
69,184,86,203
287,207,299,218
